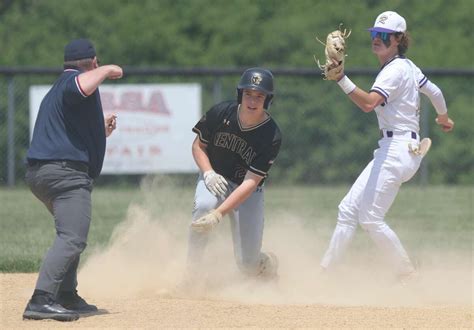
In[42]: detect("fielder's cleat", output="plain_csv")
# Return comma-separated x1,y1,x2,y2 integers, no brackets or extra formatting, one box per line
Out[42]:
23,293,79,321
57,290,98,314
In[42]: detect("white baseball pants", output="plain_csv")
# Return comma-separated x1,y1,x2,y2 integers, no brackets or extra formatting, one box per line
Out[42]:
321,132,423,275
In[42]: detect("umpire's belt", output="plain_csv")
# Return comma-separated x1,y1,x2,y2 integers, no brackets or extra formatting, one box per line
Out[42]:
380,130,418,139
27,159,89,173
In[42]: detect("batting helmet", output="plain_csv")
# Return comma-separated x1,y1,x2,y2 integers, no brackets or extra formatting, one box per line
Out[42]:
237,67,274,109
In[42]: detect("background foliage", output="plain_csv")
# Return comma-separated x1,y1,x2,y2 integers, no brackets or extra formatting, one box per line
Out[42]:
0,0,472,185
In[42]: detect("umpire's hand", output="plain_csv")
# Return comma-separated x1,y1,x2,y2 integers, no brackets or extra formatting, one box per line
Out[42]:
105,113,117,137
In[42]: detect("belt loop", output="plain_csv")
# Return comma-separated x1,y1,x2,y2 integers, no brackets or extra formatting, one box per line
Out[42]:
61,161,67,168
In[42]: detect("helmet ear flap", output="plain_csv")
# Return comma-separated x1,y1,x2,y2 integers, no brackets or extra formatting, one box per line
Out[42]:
237,88,243,104
264,94,273,109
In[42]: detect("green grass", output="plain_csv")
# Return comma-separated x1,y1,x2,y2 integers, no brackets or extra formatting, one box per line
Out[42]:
1,182,472,272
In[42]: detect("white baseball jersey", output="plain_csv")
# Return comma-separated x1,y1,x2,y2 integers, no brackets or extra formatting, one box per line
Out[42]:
320,56,432,277
370,56,426,133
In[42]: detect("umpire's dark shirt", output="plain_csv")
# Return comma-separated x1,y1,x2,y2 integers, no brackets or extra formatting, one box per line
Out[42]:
27,69,106,179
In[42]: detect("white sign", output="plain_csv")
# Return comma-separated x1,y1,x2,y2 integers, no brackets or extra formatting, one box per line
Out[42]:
29,84,201,174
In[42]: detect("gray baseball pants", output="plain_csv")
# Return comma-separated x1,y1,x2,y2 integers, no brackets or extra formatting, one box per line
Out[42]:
187,173,265,275
25,161,93,296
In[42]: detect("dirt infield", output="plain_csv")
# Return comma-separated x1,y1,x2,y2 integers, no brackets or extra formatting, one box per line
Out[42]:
2,205,472,328
1,273,472,328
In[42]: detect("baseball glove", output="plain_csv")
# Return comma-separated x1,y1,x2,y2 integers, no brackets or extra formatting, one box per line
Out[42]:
314,24,351,80
191,209,223,233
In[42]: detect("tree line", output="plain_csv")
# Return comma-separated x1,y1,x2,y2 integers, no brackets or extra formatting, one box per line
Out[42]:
0,0,472,185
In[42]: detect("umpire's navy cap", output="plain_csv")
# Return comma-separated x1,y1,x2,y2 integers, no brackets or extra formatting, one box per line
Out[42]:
64,39,96,61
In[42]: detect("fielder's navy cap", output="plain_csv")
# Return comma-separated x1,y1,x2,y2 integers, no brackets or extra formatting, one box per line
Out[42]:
64,38,96,61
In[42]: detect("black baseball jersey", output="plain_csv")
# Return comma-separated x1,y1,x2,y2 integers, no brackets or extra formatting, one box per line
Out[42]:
193,100,282,185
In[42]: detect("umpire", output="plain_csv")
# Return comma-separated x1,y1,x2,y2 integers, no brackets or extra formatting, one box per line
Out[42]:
22,38,122,321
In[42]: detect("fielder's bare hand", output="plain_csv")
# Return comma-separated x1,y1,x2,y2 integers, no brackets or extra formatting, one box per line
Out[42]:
105,113,117,137
191,209,222,233
435,114,454,132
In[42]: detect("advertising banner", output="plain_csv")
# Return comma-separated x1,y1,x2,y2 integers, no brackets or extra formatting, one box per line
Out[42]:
29,83,201,173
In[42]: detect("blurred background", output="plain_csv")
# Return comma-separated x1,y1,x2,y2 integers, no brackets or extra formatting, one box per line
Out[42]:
0,0,473,187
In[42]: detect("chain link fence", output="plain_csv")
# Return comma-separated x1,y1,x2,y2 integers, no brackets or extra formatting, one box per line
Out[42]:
1,67,473,187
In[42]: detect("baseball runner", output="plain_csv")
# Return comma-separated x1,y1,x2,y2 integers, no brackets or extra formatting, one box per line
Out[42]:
184,68,281,283
318,11,454,281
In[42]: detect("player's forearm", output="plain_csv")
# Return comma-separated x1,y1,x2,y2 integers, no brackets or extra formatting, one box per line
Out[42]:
337,76,380,113
347,88,383,113
216,179,257,216
77,66,118,96
192,138,213,173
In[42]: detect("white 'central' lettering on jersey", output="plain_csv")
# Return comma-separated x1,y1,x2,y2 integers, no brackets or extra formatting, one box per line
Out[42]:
214,132,257,165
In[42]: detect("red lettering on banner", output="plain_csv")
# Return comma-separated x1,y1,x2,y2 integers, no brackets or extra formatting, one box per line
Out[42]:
106,145,162,157
100,92,114,110
148,92,170,115
122,146,132,156
121,92,143,111
100,90,170,115
119,126,169,134
106,145,118,156
149,146,161,156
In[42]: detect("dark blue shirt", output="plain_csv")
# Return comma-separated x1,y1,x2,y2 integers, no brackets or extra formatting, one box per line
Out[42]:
27,69,106,178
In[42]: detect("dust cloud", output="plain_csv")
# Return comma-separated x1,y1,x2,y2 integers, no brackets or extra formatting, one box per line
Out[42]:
79,177,473,308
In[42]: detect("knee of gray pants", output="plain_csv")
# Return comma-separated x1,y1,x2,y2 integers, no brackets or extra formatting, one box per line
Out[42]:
192,196,219,220
61,235,88,256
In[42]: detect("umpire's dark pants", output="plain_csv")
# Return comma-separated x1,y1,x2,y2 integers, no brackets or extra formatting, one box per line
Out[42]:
25,161,93,297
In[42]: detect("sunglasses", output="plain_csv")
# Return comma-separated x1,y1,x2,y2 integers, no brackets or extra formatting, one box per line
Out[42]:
370,31,392,41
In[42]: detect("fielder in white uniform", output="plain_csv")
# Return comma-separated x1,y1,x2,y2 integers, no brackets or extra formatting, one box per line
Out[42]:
320,11,454,280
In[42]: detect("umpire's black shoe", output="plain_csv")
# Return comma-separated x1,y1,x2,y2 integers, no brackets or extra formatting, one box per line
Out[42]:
57,290,98,313
23,293,79,321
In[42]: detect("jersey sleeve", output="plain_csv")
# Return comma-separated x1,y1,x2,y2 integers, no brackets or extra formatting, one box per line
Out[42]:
192,102,227,144
370,64,403,102
420,80,448,115
63,73,88,105
404,59,428,88
248,127,282,177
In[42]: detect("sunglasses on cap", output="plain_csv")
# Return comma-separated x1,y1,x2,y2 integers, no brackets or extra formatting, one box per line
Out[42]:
370,31,392,41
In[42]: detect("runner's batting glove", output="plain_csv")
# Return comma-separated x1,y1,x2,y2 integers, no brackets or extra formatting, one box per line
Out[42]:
191,209,223,233
203,170,228,199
